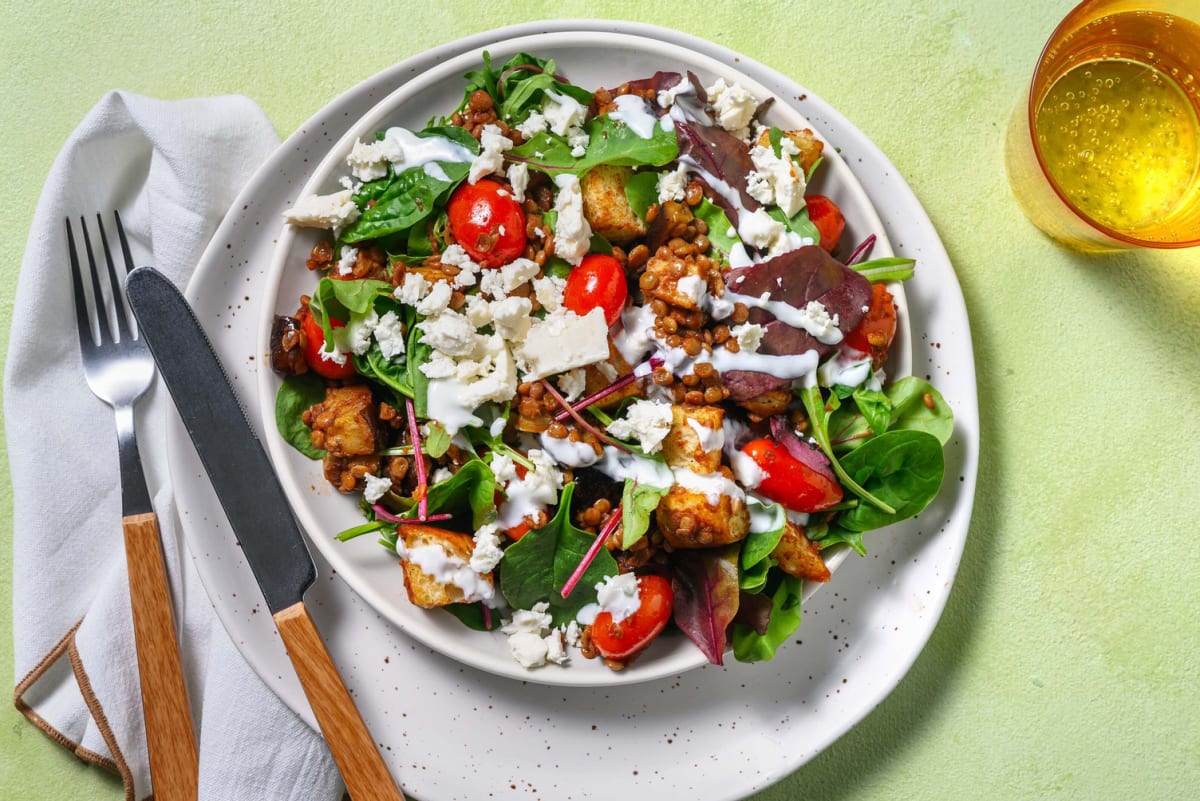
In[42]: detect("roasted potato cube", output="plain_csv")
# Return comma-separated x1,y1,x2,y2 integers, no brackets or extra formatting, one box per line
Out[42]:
581,165,646,245
662,405,724,474
641,251,708,311
398,525,493,608
755,128,824,175
735,388,791,421
771,520,830,583
656,483,749,549
304,385,382,458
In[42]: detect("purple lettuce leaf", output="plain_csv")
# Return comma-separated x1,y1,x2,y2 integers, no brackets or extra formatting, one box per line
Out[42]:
670,545,741,665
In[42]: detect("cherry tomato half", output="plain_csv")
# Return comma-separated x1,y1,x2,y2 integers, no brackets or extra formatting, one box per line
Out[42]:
446,179,527,267
843,283,897,368
301,312,357,380
562,253,628,327
741,438,843,513
591,574,674,661
805,194,845,253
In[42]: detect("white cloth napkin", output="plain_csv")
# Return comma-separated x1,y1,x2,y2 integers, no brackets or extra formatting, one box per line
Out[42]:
5,91,343,801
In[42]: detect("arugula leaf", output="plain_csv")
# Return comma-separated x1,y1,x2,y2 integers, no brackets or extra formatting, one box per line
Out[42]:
731,574,804,662
620,480,669,548
499,483,618,626
508,115,678,175
833,429,945,533
274,372,326,458
457,52,592,124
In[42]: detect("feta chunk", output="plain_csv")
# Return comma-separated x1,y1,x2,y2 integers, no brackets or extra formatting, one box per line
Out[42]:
469,523,503,573
489,296,533,341
395,272,431,305
704,77,758,140
656,163,690,204
748,143,806,218
550,173,592,266
469,124,513,183
283,190,360,231
507,162,529,203
729,322,764,354
336,246,358,276
362,473,393,504
415,280,453,316
606,399,673,454
512,309,609,380
373,310,406,359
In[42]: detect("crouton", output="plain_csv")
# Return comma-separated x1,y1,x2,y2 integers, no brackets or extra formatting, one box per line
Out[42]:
581,338,642,409
771,519,830,583
581,165,646,245
398,525,493,608
735,388,791,421
661,405,724,474
755,128,824,175
655,480,749,550
641,249,709,311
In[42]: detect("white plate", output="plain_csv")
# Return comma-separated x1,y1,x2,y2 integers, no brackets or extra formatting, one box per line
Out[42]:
167,21,977,801
256,31,909,687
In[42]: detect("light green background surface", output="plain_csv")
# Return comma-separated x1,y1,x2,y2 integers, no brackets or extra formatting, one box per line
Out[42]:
3,1,1198,799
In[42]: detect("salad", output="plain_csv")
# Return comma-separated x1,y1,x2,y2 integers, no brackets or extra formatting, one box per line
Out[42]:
271,52,953,672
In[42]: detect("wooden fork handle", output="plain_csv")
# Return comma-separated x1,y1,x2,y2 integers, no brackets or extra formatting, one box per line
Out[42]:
123,512,199,801
274,602,405,801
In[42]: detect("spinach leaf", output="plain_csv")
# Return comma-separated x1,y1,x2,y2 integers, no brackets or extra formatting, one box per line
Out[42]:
834,429,945,533
800,384,895,514
443,602,502,631
340,160,470,244
309,277,393,349
274,372,326,458
508,115,678,175
396,457,497,531
406,317,433,418
620,479,669,548
852,386,892,438
731,574,804,662
499,482,618,626
738,556,774,593
809,523,866,556
850,256,916,283
623,171,660,220
828,377,953,452
457,52,592,124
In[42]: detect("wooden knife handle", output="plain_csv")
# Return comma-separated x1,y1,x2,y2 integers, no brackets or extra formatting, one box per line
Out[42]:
274,602,405,801
123,512,199,801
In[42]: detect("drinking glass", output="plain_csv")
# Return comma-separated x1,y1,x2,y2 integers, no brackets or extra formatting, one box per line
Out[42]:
1005,0,1200,250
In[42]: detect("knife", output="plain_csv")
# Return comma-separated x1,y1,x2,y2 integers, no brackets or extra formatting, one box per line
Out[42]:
125,266,405,801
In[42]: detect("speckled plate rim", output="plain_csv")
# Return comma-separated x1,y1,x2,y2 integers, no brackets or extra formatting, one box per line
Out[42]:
255,29,907,688
166,20,978,801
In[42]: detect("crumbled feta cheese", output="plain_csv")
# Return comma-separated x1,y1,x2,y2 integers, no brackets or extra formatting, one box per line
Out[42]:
283,190,361,231
490,452,518,484
469,124,513,183
395,272,431,305
362,473,392,503
557,367,587,402
567,127,590,158
430,467,454,485
801,301,840,341
479,257,541,298
336,246,358,276
418,309,478,357
739,208,787,251
675,274,707,307
496,449,563,530
550,173,592,266
705,77,758,140
415,280,453,316
469,523,503,573
729,322,764,353
657,76,693,108
595,573,641,623
517,111,549,139
489,296,533,341
542,90,587,136
532,275,566,312
347,308,379,356
440,244,481,288
507,162,529,203
373,310,406,359
501,602,565,668
346,131,404,181
513,308,609,380
606,399,674,453
656,163,690,204
748,143,806,218
463,293,494,328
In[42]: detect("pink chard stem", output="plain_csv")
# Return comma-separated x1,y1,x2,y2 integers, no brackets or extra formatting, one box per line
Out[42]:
561,504,623,599
405,397,429,520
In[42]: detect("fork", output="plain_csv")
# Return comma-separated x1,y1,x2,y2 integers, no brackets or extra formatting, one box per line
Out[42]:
67,212,198,801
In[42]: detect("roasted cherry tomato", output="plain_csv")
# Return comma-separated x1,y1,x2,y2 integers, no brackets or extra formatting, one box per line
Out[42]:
301,312,357,380
741,438,843,513
446,178,527,267
805,194,845,253
591,574,674,661
562,253,628,327
843,283,897,368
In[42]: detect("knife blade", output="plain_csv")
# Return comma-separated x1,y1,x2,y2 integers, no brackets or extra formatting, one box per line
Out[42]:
125,266,405,801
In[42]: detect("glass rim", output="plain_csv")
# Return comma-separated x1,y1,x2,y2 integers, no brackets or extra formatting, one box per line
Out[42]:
1024,1,1200,249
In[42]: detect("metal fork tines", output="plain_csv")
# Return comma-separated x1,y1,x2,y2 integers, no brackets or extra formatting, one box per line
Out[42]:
67,212,155,514
66,211,199,801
